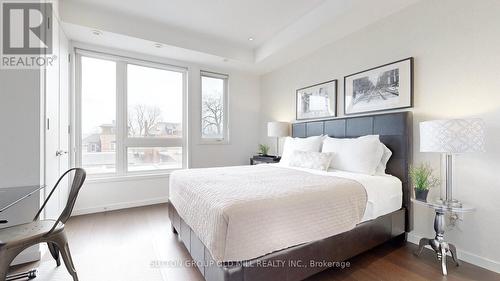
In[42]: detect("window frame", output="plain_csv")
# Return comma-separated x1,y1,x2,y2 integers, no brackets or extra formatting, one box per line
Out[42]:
75,49,188,179
199,70,229,144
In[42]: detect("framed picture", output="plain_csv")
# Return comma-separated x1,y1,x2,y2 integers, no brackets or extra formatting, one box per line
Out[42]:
344,57,413,115
296,80,337,120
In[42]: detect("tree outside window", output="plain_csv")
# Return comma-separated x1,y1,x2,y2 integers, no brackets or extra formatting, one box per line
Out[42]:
201,73,228,141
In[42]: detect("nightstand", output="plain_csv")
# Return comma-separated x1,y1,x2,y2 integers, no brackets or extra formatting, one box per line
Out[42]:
250,155,281,165
412,198,475,275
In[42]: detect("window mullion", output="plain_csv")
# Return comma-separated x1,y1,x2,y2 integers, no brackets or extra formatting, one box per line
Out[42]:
224,76,229,143
124,138,183,147
116,61,127,175
75,54,82,168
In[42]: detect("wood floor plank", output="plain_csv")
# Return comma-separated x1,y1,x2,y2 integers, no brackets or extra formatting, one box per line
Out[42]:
9,204,500,281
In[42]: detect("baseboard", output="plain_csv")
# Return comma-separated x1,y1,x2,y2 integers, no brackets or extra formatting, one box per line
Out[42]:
72,197,169,216
407,232,500,274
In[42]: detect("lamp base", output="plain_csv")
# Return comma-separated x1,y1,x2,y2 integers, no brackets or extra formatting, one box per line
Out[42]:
276,137,280,156
441,153,462,208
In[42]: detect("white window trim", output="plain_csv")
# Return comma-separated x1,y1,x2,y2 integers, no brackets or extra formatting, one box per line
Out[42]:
199,70,229,144
74,48,188,179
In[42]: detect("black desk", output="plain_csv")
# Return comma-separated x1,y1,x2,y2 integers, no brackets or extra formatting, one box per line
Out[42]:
0,185,46,281
0,185,46,220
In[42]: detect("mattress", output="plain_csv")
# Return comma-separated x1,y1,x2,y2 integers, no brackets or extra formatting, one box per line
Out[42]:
341,171,402,222
272,164,403,223
169,164,368,263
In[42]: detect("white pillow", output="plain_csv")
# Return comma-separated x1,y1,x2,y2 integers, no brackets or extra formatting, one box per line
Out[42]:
322,135,384,175
376,143,392,175
288,151,334,171
280,136,324,166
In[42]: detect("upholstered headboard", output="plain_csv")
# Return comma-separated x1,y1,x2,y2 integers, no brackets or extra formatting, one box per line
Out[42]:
292,111,413,231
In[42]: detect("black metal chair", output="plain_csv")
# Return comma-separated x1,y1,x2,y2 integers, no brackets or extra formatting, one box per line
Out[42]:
0,168,86,281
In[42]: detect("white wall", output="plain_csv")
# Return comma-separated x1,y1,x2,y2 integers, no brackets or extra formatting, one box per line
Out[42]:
0,70,43,264
0,70,41,187
71,44,261,215
259,0,500,272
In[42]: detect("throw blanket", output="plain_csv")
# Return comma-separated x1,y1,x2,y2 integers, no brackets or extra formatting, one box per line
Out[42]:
169,165,367,262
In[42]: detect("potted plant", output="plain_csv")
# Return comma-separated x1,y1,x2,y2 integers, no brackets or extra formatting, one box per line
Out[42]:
258,144,270,156
410,163,440,201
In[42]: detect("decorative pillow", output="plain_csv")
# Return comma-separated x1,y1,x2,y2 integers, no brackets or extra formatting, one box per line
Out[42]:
280,135,325,166
288,151,334,171
376,143,392,175
322,135,384,175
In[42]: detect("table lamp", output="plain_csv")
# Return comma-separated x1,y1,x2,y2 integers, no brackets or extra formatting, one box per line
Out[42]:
267,121,289,156
420,118,485,207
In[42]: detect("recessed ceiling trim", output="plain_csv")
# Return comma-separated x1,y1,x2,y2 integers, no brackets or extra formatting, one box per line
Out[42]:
61,0,422,74
60,0,254,63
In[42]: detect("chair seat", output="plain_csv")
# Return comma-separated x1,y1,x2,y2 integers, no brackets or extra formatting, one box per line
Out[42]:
0,220,64,247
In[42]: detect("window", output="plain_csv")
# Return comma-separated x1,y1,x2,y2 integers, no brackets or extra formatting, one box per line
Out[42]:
201,71,228,142
80,56,116,174
77,50,186,177
127,64,183,138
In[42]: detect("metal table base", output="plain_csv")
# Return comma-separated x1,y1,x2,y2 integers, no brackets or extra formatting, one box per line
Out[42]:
414,209,459,275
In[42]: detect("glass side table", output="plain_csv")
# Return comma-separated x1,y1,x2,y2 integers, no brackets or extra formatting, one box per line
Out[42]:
412,198,475,276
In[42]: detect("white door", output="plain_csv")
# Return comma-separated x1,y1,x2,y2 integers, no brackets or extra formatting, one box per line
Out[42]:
58,27,70,209
44,14,61,220
44,16,70,219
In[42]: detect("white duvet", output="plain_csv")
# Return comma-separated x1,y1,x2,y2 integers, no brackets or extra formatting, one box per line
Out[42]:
169,164,390,262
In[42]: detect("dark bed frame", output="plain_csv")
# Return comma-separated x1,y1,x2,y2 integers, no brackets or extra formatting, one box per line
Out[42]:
169,111,413,281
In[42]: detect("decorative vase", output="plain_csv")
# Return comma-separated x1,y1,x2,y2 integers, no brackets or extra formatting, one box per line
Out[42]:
414,189,429,201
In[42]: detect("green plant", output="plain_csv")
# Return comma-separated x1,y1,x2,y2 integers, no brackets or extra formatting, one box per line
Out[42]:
258,144,270,155
410,163,440,191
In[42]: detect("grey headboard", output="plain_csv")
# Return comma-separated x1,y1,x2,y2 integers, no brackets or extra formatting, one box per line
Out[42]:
292,111,413,232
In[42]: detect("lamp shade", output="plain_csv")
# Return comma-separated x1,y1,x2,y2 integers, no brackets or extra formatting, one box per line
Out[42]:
420,118,485,153
267,122,289,137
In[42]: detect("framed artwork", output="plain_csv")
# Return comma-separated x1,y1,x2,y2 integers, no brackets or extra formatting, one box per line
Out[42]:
344,57,413,115
296,80,337,120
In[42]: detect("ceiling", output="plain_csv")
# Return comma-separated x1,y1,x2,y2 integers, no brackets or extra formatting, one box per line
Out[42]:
66,0,326,48
60,0,422,74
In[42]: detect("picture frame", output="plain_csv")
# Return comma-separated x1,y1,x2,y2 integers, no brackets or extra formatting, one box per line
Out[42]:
344,57,413,115
296,79,337,120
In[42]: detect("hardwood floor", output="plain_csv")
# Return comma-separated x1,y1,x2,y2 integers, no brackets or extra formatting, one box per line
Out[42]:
10,204,500,281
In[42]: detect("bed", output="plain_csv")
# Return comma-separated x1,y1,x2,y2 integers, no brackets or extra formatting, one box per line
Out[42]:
169,111,412,281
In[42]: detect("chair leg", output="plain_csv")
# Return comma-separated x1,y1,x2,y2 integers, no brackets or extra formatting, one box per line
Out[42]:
51,232,79,281
47,242,61,267
0,248,21,281
0,253,10,281
60,243,78,281
171,223,178,235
